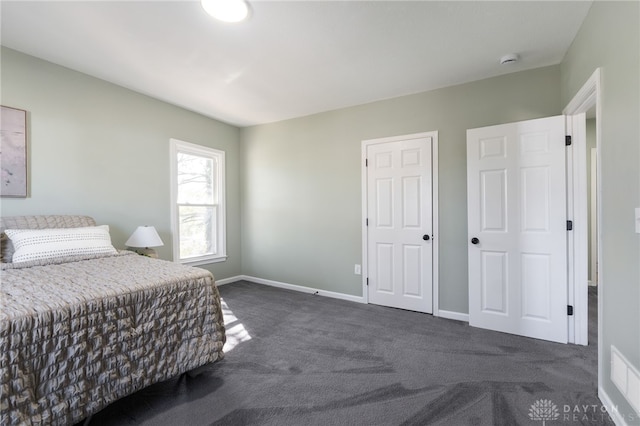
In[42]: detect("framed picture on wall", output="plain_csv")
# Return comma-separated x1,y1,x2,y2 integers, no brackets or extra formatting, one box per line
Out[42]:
0,105,28,198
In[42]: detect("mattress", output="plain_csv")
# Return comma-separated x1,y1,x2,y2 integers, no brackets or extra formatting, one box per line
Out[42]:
0,251,225,425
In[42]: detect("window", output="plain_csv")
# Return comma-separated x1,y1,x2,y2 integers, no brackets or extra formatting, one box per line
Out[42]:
170,139,226,265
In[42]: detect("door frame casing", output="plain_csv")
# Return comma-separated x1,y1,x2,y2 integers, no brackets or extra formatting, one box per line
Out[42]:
562,68,602,349
361,131,439,314
589,147,597,287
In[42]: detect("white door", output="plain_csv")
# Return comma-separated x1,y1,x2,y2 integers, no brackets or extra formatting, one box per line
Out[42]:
366,136,433,313
467,116,568,343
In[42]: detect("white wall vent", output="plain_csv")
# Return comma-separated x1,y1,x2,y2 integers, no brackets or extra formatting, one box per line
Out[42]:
611,346,640,413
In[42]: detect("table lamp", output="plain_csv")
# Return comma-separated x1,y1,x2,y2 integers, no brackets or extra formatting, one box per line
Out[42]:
125,225,164,258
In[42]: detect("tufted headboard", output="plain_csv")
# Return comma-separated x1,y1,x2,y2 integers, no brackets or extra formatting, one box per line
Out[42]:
0,215,97,263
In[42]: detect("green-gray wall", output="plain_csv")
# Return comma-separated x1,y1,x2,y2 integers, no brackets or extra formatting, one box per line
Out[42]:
241,65,562,313
561,1,639,421
0,47,242,281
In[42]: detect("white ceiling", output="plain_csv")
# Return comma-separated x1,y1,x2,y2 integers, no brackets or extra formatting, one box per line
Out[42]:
1,1,593,127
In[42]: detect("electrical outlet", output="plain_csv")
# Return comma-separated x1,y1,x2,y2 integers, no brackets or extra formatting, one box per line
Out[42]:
354,264,361,275
635,208,640,234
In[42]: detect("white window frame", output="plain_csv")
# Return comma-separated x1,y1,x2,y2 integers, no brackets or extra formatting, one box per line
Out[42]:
170,138,226,265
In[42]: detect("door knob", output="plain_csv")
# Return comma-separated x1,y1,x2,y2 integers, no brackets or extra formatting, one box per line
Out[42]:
423,234,430,241
471,237,479,245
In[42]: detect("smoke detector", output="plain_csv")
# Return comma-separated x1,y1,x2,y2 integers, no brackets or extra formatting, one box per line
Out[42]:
500,53,519,65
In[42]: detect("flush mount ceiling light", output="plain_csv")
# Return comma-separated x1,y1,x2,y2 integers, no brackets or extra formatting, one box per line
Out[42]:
500,53,519,65
201,0,250,23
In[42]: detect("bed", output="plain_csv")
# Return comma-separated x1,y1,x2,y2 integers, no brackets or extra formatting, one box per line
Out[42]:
0,215,226,425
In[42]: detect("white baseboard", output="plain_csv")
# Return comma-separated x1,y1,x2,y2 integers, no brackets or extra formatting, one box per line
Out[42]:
220,276,468,318
437,309,469,322
599,386,632,426
235,275,365,304
215,275,244,286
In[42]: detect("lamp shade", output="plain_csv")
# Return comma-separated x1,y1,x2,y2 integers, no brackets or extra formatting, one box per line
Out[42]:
125,226,164,248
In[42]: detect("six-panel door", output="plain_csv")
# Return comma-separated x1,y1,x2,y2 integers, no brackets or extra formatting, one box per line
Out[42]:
467,116,568,343
366,137,433,313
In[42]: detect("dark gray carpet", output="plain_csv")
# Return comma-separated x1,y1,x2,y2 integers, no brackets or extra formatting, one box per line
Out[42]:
87,282,610,425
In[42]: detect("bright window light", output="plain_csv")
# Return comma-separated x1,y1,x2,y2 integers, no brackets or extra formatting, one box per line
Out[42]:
221,300,252,352
201,0,250,23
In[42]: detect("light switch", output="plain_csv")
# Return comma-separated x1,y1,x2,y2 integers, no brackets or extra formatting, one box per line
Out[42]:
636,208,640,234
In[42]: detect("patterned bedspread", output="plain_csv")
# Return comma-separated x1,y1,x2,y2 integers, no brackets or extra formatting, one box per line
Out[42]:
0,251,225,425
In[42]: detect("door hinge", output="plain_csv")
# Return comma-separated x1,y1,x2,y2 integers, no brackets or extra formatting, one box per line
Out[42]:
366,278,369,286
366,218,369,226
567,220,573,231
567,305,574,316
365,158,368,167
565,135,572,146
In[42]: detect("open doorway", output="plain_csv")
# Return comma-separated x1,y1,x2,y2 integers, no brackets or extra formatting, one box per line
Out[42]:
585,107,598,346
587,111,598,289
563,68,602,391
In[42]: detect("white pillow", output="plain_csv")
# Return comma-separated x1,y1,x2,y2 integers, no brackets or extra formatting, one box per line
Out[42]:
4,225,117,263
